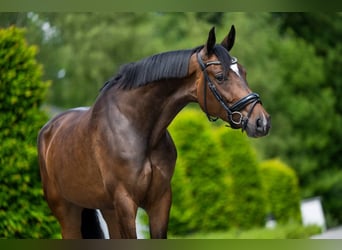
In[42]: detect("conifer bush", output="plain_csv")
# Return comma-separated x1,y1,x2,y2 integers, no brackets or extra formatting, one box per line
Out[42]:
168,108,233,234
259,159,301,224
0,26,59,238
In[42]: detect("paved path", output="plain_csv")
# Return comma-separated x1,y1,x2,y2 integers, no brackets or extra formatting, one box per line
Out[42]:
311,226,342,239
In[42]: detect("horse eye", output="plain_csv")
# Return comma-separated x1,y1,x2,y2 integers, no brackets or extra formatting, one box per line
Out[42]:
215,73,225,83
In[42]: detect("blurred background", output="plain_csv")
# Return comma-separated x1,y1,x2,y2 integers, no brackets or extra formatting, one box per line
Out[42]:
0,12,341,238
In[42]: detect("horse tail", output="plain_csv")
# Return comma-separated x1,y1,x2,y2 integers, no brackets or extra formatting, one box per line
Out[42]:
81,208,105,239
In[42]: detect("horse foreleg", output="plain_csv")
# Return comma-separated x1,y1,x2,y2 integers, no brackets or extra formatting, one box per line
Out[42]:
146,187,172,239
100,209,120,239
113,189,138,238
41,178,84,238
52,200,84,239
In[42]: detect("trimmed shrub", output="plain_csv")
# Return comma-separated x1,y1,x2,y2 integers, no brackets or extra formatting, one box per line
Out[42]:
214,127,266,229
168,108,233,234
259,159,301,224
0,26,59,238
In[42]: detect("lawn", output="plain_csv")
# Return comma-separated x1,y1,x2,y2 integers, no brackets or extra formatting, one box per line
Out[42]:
169,224,322,239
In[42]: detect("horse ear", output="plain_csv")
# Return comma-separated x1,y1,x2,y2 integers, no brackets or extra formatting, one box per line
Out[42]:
204,27,216,56
221,25,235,52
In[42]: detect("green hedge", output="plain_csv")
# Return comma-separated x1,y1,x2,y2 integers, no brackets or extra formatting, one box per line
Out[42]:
259,159,301,224
0,26,59,238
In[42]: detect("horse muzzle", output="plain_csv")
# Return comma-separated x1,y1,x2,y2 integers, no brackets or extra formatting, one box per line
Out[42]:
246,112,271,138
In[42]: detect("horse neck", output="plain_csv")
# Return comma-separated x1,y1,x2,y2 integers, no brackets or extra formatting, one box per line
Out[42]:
92,75,197,147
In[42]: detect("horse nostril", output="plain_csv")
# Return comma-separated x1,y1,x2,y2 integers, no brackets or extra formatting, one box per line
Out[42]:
256,115,271,135
256,118,262,128
256,117,266,134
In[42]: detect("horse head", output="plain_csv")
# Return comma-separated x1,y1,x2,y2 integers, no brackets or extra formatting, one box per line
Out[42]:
195,26,271,138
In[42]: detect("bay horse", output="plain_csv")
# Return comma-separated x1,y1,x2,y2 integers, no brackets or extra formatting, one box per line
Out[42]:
38,25,271,239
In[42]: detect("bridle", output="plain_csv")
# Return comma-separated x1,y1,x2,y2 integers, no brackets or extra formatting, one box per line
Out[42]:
197,53,261,131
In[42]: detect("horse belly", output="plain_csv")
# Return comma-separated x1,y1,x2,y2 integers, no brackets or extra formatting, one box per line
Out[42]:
56,153,153,209
47,151,112,209
60,180,113,209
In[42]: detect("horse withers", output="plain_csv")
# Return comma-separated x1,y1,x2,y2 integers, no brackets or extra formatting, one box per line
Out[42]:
37,25,270,239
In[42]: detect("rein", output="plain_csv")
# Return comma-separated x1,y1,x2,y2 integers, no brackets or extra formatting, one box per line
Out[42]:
197,53,261,131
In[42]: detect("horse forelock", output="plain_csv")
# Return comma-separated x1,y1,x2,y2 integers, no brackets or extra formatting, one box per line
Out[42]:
101,47,202,92
212,44,233,73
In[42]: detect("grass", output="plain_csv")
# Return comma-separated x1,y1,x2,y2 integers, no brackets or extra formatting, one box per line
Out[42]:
168,224,322,239
137,208,322,239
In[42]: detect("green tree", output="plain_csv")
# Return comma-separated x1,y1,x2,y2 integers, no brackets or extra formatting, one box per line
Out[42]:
0,26,59,238
269,13,342,226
